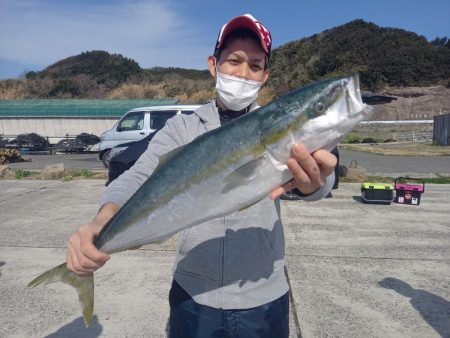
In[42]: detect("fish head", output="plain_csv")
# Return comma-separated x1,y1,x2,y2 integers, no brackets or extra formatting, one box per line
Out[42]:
291,74,373,152
290,74,365,119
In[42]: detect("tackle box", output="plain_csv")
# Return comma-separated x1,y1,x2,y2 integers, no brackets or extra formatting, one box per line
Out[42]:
394,177,425,206
361,182,394,204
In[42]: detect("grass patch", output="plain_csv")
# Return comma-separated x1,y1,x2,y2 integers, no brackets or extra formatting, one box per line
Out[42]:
340,175,450,184
63,169,97,181
420,176,450,184
13,169,37,179
68,169,95,177
341,132,361,144
339,143,450,156
340,176,394,183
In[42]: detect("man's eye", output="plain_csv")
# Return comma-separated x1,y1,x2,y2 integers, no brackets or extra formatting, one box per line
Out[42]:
228,59,239,64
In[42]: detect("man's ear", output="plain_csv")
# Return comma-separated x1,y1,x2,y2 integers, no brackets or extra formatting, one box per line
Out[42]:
207,56,217,78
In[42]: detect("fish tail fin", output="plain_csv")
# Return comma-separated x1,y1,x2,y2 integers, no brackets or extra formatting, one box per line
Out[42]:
27,262,94,327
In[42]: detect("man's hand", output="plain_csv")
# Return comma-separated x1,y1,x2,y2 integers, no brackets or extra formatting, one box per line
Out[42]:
270,143,337,199
66,203,119,276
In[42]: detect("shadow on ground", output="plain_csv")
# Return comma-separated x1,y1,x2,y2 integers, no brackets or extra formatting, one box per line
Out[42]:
379,277,450,338
45,315,102,338
0,261,5,277
352,196,364,203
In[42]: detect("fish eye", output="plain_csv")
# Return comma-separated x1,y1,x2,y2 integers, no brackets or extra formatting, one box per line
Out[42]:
315,102,325,114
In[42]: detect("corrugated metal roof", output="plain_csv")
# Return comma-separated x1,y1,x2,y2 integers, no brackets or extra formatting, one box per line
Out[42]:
0,99,179,117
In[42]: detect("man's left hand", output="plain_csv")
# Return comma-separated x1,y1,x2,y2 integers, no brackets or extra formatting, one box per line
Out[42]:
270,143,337,199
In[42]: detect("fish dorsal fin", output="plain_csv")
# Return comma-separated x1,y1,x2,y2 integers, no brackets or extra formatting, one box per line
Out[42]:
222,155,268,194
154,145,186,172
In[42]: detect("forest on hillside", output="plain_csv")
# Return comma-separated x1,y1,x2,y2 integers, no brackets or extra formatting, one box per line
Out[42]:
0,20,449,104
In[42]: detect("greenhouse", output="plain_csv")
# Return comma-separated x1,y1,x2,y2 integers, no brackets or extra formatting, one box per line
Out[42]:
0,99,178,117
0,99,178,142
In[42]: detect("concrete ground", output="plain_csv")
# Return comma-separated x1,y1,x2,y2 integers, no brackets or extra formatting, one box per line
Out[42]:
0,179,449,338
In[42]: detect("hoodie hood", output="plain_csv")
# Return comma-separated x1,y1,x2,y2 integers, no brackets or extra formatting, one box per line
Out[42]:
194,100,260,128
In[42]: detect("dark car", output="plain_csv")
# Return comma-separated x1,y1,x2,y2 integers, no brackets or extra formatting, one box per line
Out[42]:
106,131,159,186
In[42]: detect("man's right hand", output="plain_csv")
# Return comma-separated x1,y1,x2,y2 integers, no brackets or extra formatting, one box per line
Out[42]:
66,203,119,276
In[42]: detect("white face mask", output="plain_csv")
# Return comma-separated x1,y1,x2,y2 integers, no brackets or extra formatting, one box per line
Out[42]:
215,68,263,111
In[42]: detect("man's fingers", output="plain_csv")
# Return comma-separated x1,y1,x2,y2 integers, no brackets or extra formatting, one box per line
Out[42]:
271,144,337,199
66,226,109,276
270,180,296,200
67,243,88,275
291,144,323,186
312,149,337,175
78,227,110,263
286,158,310,185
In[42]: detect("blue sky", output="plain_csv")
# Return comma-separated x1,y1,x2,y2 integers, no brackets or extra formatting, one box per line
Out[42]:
0,0,449,79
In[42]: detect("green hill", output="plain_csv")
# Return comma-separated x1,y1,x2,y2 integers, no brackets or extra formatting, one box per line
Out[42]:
37,50,140,81
1,20,449,102
268,19,450,96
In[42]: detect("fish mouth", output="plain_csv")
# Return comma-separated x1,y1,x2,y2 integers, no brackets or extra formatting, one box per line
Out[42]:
343,74,371,118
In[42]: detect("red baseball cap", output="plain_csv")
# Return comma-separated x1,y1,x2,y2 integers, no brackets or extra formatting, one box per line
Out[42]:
214,14,272,58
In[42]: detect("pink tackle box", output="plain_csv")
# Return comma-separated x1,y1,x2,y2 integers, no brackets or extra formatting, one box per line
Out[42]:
394,177,425,206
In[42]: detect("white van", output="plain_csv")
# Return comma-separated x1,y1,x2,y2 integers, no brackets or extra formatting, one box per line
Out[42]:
99,105,201,167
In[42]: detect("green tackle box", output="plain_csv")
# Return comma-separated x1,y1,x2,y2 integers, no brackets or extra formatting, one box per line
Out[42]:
361,182,394,204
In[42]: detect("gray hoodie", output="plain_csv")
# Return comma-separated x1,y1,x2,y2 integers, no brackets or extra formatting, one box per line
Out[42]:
101,101,334,309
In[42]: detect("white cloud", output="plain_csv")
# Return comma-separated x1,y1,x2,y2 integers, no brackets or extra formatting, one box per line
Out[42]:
0,0,210,71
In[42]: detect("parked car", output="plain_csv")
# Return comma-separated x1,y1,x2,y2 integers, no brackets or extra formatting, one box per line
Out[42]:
106,131,158,186
106,108,199,185
99,105,201,168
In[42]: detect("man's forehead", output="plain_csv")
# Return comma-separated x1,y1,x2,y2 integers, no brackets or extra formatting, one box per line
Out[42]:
221,38,266,61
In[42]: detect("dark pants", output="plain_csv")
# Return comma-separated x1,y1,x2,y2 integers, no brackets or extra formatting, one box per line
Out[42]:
168,280,289,338
331,146,340,189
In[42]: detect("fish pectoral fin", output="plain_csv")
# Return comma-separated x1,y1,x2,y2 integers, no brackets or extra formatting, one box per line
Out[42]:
154,145,186,172
28,262,95,327
222,156,267,194
239,196,266,212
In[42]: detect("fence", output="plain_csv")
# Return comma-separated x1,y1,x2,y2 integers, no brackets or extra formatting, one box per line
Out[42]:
392,131,434,142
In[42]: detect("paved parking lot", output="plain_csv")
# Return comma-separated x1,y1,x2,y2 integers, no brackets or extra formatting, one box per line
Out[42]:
0,180,449,337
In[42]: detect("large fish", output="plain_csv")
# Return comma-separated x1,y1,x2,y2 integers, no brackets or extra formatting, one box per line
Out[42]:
28,74,372,326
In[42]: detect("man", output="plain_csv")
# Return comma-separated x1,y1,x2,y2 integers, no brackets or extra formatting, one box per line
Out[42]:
67,14,336,337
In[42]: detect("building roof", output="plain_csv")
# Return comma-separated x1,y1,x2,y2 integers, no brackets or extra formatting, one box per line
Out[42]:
0,99,179,117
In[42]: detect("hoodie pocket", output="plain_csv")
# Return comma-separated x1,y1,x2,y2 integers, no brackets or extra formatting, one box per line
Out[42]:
224,226,277,283
175,220,223,281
